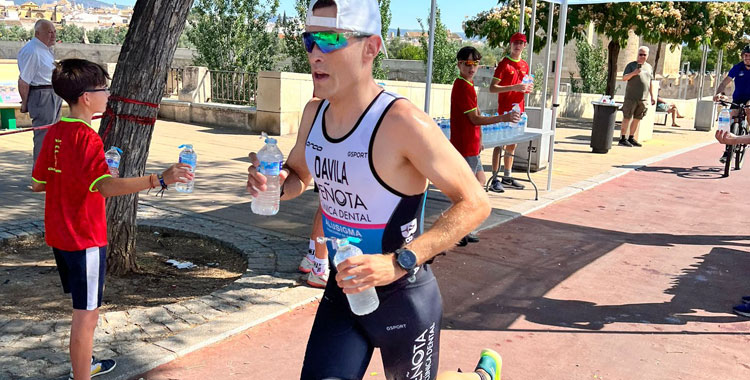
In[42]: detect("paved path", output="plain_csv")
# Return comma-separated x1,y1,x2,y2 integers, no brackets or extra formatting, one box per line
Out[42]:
140,142,750,380
0,115,719,379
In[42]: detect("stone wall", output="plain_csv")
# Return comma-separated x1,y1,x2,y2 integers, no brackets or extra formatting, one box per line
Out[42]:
0,41,196,68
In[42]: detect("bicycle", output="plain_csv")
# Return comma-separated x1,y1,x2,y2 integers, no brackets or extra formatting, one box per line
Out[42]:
716,99,750,177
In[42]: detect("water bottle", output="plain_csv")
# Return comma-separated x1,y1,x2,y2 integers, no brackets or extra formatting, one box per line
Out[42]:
522,74,534,86
104,146,122,178
176,144,197,193
518,112,528,136
321,236,380,316
252,134,284,215
718,108,732,133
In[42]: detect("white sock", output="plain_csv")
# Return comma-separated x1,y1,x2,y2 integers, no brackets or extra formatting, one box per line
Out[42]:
307,239,316,259
312,256,328,275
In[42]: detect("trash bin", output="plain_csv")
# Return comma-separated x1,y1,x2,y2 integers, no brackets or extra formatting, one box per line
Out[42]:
590,101,622,153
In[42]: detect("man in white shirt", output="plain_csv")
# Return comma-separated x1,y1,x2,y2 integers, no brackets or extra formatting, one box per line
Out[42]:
18,19,62,170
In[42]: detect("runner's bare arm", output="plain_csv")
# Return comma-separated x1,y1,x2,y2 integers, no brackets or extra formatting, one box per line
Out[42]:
335,101,491,293
246,99,319,200
391,102,491,263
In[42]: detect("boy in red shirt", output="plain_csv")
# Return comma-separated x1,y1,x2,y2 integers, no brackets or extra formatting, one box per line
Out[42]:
488,32,534,193
450,46,519,243
31,59,192,380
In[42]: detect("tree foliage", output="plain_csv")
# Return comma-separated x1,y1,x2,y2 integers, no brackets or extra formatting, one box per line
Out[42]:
57,24,86,43
280,0,310,73
465,1,750,96
570,37,606,94
0,25,32,41
372,0,390,80
419,8,458,85
87,27,129,44
188,0,281,72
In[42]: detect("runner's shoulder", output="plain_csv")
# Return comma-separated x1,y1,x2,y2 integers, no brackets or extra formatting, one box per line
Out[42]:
299,98,325,134
380,98,436,139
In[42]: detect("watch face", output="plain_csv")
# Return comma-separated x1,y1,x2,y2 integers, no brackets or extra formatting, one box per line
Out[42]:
398,250,417,270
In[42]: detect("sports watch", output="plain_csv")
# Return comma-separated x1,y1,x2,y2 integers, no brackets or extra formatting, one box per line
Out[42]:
395,248,418,283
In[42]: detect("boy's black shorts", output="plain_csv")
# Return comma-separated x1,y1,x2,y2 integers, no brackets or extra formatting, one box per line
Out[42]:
53,246,107,310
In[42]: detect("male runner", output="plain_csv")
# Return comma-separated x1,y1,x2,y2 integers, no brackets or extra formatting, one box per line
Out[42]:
247,1,501,379
714,45,750,163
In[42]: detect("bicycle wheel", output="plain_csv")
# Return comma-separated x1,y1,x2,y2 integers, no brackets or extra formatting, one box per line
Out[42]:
735,122,748,170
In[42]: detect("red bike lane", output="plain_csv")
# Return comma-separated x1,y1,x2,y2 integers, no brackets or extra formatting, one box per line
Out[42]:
140,142,750,380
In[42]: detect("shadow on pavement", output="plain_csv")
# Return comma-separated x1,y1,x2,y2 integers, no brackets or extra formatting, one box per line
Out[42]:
633,165,726,180
433,217,750,332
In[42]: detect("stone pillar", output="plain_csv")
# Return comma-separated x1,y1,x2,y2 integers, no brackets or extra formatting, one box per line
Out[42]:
179,66,211,104
255,71,314,135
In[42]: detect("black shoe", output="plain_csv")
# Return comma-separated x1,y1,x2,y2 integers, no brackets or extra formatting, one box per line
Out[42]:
618,138,633,147
501,178,525,190
456,237,469,247
466,232,480,243
628,137,642,147
720,151,730,164
489,180,505,193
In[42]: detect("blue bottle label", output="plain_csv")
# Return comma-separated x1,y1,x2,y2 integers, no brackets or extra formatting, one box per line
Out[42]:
106,159,119,168
260,160,282,176
179,156,197,168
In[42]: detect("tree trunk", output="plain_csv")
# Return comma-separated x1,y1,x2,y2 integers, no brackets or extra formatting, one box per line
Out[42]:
605,40,620,96
653,41,662,77
99,0,193,276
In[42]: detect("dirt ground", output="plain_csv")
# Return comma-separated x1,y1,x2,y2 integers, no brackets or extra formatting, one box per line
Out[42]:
0,230,247,320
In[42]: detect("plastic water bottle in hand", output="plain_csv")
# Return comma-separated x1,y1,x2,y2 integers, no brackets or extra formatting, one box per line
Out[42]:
252,133,284,216
104,146,122,178
718,108,732,133
320,236,380,316
522,74,534,87
176,144,197,193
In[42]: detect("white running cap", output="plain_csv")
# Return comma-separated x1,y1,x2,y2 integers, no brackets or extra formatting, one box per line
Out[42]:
306,0,388,58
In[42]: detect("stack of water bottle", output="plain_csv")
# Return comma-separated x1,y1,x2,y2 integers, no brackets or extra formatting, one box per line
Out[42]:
434,117,451,139
480,104,527,145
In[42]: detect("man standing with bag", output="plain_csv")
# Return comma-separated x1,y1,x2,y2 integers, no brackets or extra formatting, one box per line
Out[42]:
18,19,63,171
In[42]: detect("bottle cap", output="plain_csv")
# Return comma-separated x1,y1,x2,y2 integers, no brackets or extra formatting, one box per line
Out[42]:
178,144,193,149
110,147,122,154
265,138,278,144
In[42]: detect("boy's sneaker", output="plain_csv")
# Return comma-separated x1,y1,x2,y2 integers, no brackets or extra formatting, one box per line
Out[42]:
618,138,633,147
628,137,642,147
501,178,525,190
742,295,750,304
733,303,750,317
299,255,314,273
466,231,480,243
489,180,505,193
68,357,116,379
306,269,329,288
475,348,502,380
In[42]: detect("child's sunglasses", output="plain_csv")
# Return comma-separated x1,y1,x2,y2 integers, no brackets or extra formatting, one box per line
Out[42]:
302,31,372,54
459,60,480,67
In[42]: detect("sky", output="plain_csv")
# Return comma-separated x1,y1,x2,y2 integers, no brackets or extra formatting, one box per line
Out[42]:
111,0,501,34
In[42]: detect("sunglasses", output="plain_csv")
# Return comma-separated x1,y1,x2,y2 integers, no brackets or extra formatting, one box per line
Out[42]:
302,31,372,54
459,60,480,67
84,87,109,93
638,53,647,56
